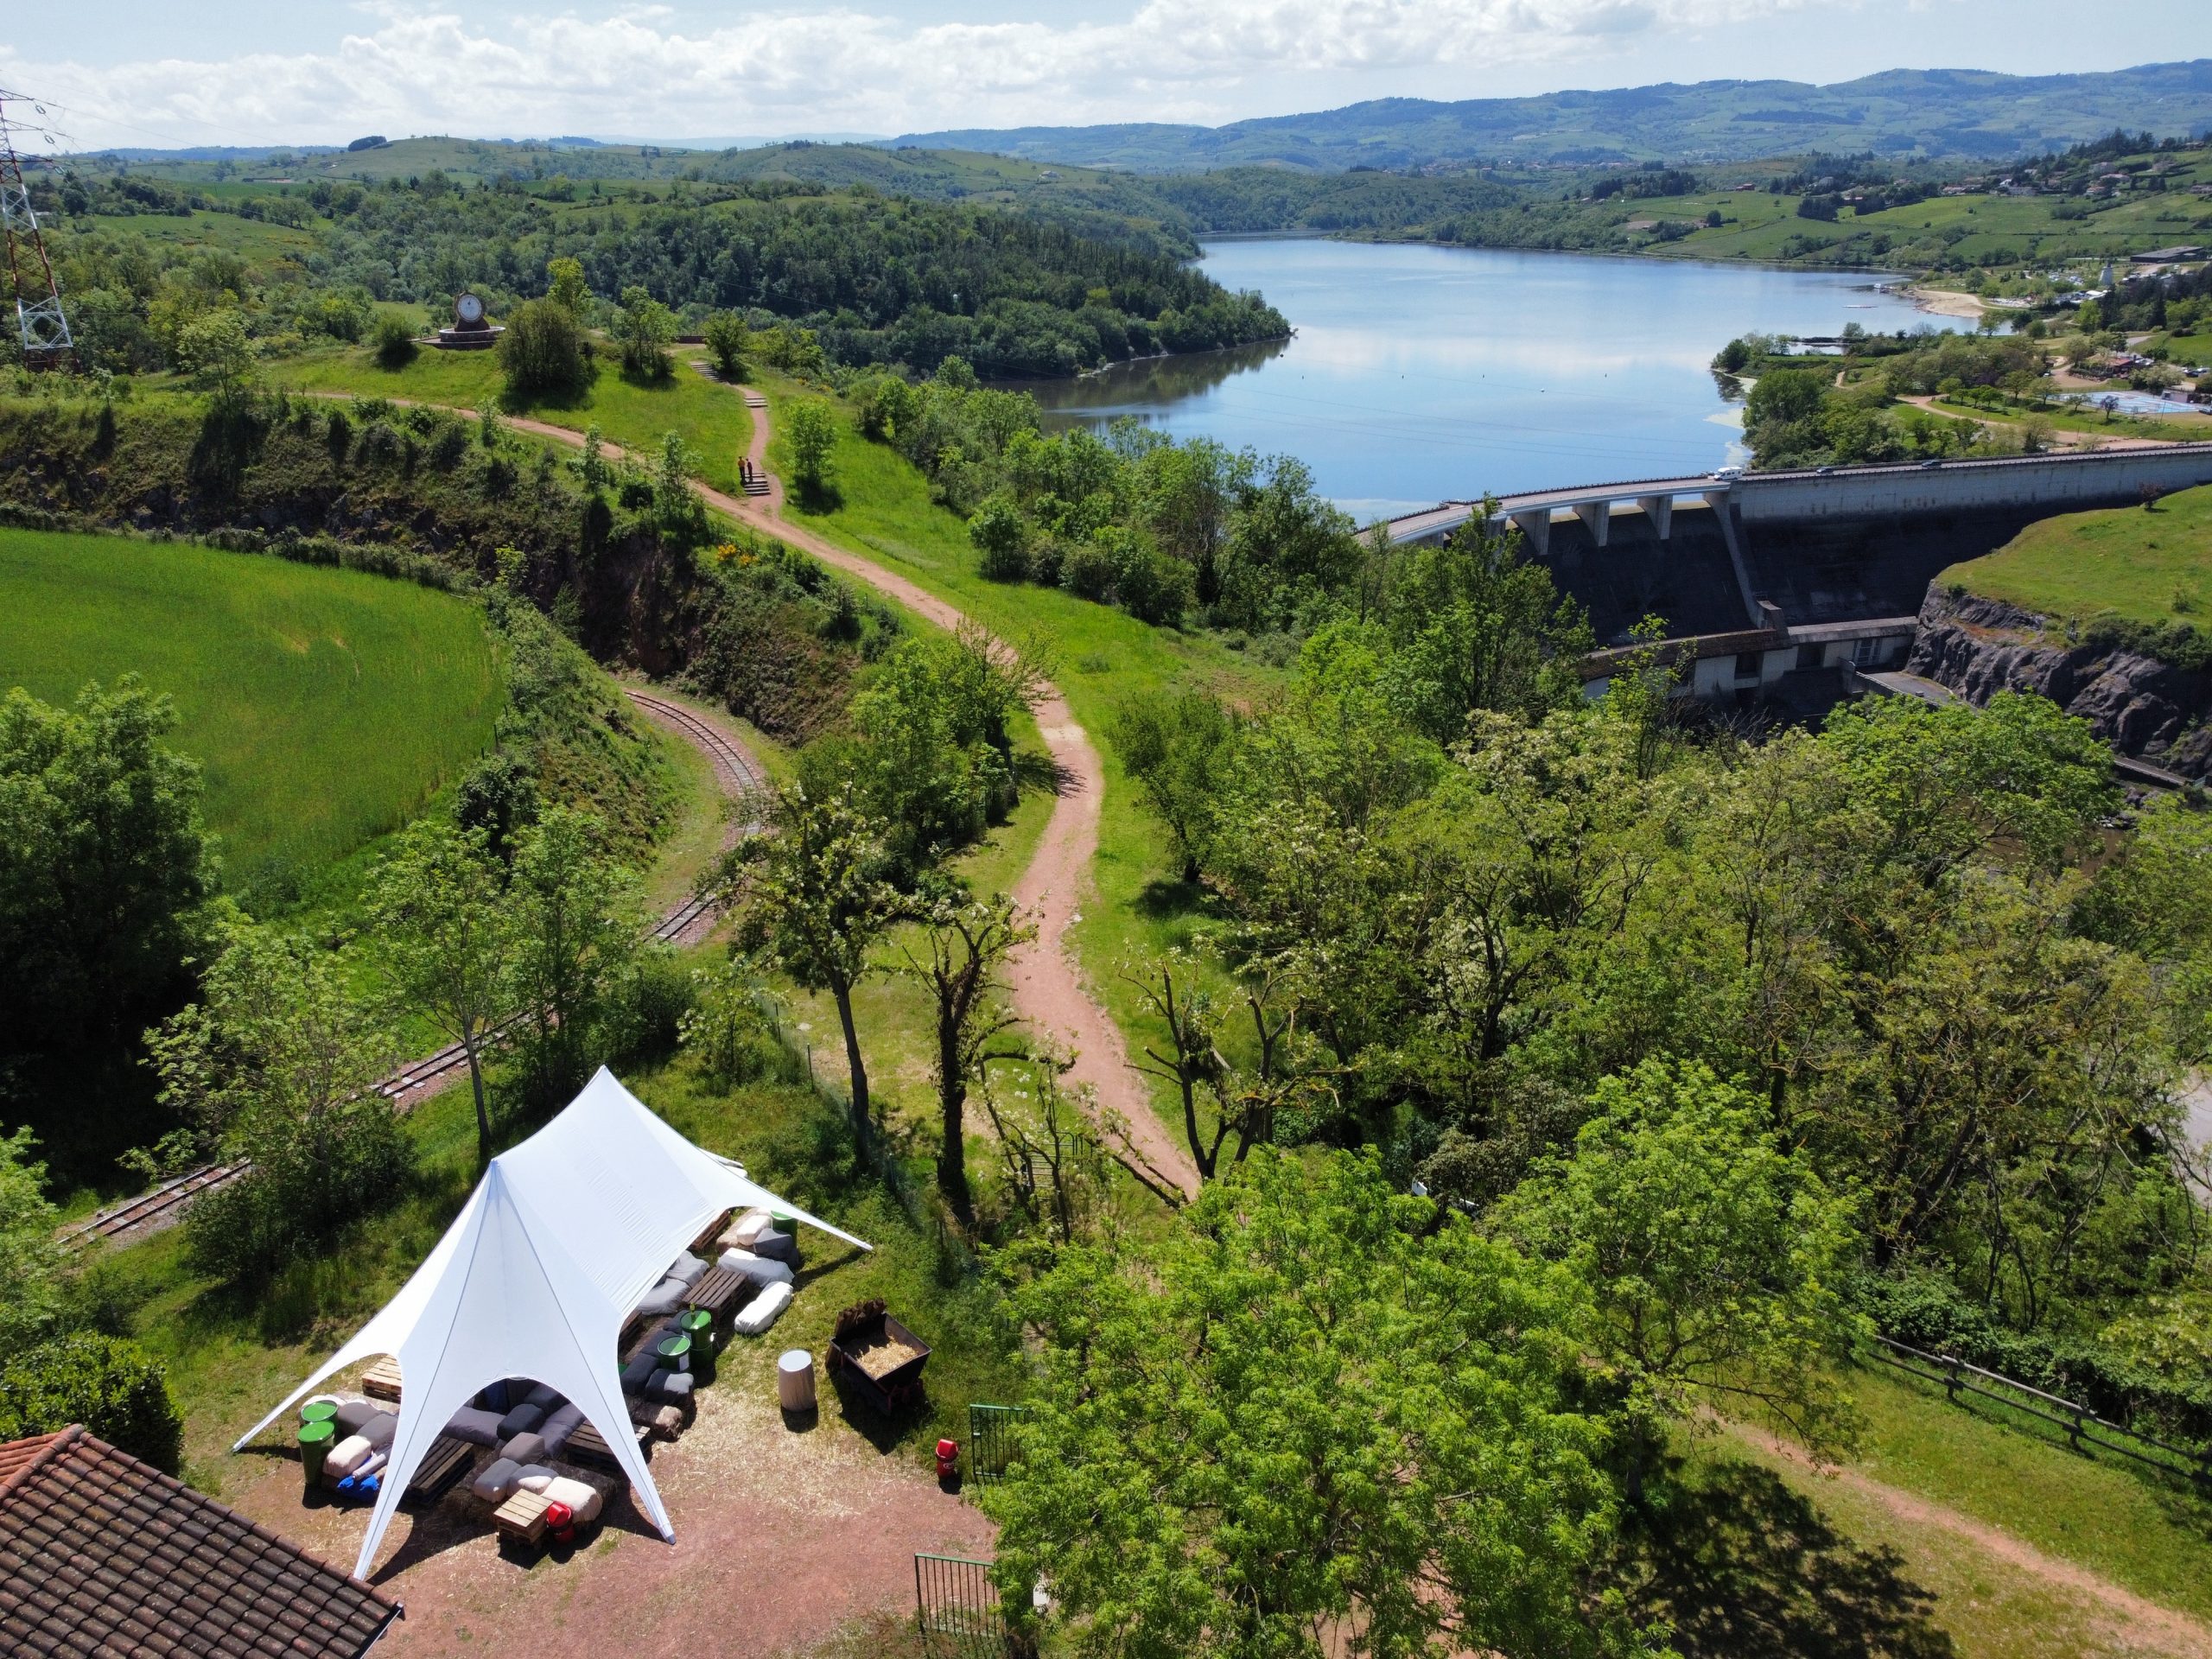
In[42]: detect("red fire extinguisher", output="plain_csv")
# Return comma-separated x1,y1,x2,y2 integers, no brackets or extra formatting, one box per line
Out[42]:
936,1438,959,1481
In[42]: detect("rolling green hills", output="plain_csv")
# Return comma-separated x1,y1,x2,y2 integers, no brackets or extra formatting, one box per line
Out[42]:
900,60,2212,170
0,525,504,884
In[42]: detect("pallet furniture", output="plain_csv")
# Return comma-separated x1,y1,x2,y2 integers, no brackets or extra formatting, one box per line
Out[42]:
686,1209,733,1258
361,1357,403,1402
492,1489,552,1550
567,1419,651,1470
403,1434,476,1507
683,1265,749,1327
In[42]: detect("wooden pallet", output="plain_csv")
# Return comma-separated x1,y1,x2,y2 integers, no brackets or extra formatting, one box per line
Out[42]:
568,1419,651,1470
683,1265,749,1326
404,1433,477,1507
362,1357,403,1402
686,1209,733,1258
493,1488,552,1548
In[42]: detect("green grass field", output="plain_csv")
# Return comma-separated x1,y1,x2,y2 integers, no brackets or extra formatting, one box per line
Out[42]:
0,526,503,882
1940,483,2212,629
270,344,755,494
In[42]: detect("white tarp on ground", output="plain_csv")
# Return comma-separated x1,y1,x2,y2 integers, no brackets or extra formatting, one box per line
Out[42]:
234,1066,870,1580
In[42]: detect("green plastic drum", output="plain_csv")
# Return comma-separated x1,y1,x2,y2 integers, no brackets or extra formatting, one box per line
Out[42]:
657,1332,693,1372
679,1310,717,1380
299,1399,338,1427
297,1419,335,1486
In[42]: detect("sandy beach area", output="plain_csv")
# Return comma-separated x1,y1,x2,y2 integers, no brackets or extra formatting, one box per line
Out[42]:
1906,284,1986,318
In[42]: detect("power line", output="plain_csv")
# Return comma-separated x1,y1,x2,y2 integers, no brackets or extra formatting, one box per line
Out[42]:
0,86,73,366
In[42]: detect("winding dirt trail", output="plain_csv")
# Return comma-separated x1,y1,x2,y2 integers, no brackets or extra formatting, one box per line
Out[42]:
1732,1421,2212,1658
330,388,1200,1195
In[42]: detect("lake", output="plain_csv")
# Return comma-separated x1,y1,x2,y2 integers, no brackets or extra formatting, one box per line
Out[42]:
1024,238,1957,522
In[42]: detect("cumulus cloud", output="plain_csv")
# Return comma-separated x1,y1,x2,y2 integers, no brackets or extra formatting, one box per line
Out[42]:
3,0,1847,148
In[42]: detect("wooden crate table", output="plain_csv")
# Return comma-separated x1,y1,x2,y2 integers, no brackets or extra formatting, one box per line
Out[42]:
683,1265,749,1326
568,1419,651,1470
493,1488,552,1548
362,1357,403,1402
404,1433,475,1507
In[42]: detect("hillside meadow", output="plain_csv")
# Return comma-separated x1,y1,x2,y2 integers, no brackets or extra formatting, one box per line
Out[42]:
1941,482,2212,635
0,525,504,886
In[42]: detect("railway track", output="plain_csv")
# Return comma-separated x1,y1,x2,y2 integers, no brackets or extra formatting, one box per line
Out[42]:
60,690,765,1246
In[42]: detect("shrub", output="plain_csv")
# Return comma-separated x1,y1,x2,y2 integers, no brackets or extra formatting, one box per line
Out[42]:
1062,538,1116,601
968,492,1029,582
372,313,417,370
499,297,595,401
0,1334,184,1473
702,311,749,381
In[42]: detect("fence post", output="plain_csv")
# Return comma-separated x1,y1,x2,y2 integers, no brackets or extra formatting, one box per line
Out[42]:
1943,1354,1961,1402
2069,1404,2084,1452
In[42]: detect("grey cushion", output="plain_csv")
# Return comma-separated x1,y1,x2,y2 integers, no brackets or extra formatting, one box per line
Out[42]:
632,1277,686,1319
497,1402,544,1439
646,1370,695,1403
620,1351,658,1393
748,1230,798,1264
443,1407,505,1447
539,1403,584,1455
501,1430,549,1465
333,1399,380,1436
359,1411,398,1450
523,1383,563,1412
470,1457,521,1503
669,1251,709,1288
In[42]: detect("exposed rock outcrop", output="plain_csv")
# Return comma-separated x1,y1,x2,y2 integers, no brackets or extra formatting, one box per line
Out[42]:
1906,586,2212,780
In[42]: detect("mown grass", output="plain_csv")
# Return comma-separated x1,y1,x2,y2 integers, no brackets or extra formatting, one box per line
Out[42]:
118,1021,1030,1497
1940,482,2212,631
0,524,503,880
270,342,754,493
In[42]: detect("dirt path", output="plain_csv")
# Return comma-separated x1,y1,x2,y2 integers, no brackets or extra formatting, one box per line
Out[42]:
319,389,1201,1196
1732,1421,2212,1658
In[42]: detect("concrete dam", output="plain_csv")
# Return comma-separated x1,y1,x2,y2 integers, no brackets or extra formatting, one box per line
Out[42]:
1385,443,2212,648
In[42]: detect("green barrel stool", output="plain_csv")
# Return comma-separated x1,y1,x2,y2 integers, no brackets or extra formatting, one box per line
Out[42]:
679,1309,715,1382
297,1419,335,1490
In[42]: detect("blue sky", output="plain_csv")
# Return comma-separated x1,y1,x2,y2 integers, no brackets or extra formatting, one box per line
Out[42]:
3,1,2205,150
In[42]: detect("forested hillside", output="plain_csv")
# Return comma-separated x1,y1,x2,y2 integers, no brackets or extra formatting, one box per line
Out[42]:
32,171,1287,381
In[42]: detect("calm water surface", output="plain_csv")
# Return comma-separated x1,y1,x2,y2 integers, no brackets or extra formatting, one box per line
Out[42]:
1027,239,1956,521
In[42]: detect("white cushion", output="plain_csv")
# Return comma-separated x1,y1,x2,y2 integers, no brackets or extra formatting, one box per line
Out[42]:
721,1208,776,1248
733,1281,794,1335
542,1475,603,1522
323,1434,372,1479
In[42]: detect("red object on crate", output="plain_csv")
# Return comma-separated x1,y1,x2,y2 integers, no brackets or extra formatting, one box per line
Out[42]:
546,1499,575,1545
936,1438,959,1480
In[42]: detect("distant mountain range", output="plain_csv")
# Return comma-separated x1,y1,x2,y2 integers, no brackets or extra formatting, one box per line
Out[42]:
896,60,2212,171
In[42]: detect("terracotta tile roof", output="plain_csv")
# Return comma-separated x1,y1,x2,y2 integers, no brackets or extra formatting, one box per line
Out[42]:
0,1424,402,1658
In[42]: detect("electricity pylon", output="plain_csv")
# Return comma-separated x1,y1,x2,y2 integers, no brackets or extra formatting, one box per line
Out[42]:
0,86,73,365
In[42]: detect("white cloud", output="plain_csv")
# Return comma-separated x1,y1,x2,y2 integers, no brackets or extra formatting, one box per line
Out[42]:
3,0,1845,149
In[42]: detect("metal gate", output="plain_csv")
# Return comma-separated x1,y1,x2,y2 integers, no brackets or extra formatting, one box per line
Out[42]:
914,1553,1007,1656
968,1402,1030,1486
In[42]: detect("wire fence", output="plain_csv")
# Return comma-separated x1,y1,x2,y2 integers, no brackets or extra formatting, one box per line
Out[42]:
914,1553,1008,1657
1864,1332,2212,1484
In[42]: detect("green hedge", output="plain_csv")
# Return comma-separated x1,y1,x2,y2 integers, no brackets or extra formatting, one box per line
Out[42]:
0,1333,185,1473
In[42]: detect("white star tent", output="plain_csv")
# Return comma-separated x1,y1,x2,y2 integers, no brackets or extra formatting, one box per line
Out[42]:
234,1067,870,1580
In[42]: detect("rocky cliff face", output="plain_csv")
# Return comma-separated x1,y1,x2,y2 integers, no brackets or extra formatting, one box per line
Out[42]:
1906,587,2212,780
